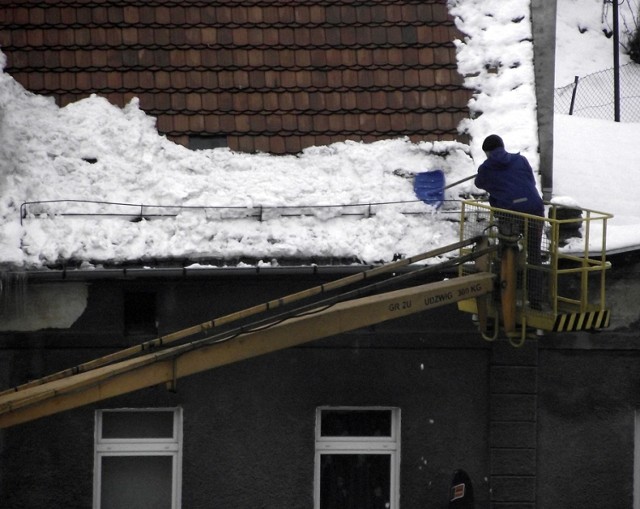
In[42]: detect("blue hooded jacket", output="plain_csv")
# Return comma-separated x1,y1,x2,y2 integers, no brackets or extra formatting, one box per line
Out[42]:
475,147,544,216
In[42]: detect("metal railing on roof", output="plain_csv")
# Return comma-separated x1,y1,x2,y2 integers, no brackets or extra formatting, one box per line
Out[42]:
19,198,465,225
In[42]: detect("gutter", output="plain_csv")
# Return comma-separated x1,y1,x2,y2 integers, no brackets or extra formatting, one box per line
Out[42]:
4,263,432,282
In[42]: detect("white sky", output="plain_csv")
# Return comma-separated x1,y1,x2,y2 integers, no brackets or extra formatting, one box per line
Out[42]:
0,0,638,269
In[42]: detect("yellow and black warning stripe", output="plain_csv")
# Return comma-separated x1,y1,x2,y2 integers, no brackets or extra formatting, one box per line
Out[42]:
553,309,610,332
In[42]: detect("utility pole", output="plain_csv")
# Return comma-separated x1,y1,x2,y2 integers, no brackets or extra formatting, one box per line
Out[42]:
530,0,557,200
613,0,621,122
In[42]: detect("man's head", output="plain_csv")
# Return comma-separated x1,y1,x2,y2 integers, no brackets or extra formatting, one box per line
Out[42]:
482,134,504,154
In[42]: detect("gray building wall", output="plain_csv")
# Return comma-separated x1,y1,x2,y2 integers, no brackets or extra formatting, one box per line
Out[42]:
1,254,639,508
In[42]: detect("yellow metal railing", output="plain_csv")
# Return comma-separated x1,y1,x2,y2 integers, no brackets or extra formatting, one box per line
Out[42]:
458,200,612,334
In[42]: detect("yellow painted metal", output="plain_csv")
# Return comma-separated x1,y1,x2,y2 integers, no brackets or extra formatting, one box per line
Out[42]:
457,200,613,338
0,272,495,428
500,245,517,335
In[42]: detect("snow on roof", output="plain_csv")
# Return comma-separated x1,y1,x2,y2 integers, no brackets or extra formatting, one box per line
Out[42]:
1,0,639,270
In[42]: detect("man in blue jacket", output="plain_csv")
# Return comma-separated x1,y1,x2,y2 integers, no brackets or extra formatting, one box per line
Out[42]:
475,134,544,217
475,134,546,309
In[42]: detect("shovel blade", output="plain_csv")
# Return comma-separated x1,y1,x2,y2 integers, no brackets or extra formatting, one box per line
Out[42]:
414,170,445,208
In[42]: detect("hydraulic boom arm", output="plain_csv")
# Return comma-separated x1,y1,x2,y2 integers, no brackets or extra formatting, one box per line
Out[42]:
0,271,494,428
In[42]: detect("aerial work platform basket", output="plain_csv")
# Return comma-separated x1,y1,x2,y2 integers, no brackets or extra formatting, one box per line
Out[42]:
457,200,613,345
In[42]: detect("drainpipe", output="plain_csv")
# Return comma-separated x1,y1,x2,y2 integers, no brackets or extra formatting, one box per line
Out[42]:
530,0,557,201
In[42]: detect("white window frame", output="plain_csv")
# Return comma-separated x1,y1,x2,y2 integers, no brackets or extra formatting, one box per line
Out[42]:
314,406,401,509
93,407,183,509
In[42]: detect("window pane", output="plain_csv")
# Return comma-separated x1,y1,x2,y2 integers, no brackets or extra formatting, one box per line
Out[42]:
320,454,390,509
102,411,174,439
320,410,392,437
101,456,173,509
189,135,228,150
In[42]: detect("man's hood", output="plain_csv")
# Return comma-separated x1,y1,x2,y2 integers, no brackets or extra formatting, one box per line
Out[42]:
485,147,512,169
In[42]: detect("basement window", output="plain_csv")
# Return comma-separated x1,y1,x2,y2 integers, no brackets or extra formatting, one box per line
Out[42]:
315,407,400,509
188,135,228,150
93,408,182,509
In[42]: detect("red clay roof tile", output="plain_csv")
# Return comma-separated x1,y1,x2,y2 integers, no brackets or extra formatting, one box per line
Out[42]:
329,115,344,133
356,92,372,110
277,6,295,24
155,115,172,133
298,117,313,134
26,29,43,46
247,6,263,24
432,4,451,23
391,114,406,132
60,7,76,25
294,93,310,111
171,94,186,111
108,6,124,24
284,137,301,154
74,28,90,46
46,7,62,24
231,6,247,24
43,72,59,90
235,114,251,132
269,137,286,154
294,6,310,24
185,6,201,25
42,30,60,46
123,6,139,24
76,7,91,25
174,115,191,133
155,7,171,25
139,72,154,89
137,94,154,111
186,93,202,112
200,5,216,24
29,72,44,90
202,93,218,111
59,50,76,68
122,72,139,90
92,7,108,25
220,114,235,132
311,71,328,88
204,115,220,132
107,72,123,90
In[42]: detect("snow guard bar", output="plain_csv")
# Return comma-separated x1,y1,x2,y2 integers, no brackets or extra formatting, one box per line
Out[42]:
457,200,613,346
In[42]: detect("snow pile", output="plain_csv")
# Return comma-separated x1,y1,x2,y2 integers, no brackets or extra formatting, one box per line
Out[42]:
0,70,477,267
449,0,538,166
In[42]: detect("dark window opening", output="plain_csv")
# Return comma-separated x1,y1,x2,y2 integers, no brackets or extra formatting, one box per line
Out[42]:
320,409,392,437
320,454,390,509
124,291,157,337
188,135,228,150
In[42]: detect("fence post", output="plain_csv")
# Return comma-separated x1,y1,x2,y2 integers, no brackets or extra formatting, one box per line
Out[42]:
569,76,579,115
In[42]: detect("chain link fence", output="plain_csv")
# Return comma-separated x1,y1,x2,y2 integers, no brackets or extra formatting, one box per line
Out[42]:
554,62,640,122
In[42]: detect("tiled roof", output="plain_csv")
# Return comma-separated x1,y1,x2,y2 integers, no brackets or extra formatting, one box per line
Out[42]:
1,0,471,154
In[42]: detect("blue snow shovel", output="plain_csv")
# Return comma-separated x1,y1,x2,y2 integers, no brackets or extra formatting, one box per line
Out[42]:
414,170,476,208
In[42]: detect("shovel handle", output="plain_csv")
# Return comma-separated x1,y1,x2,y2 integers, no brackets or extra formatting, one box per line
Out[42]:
444,173,477,190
